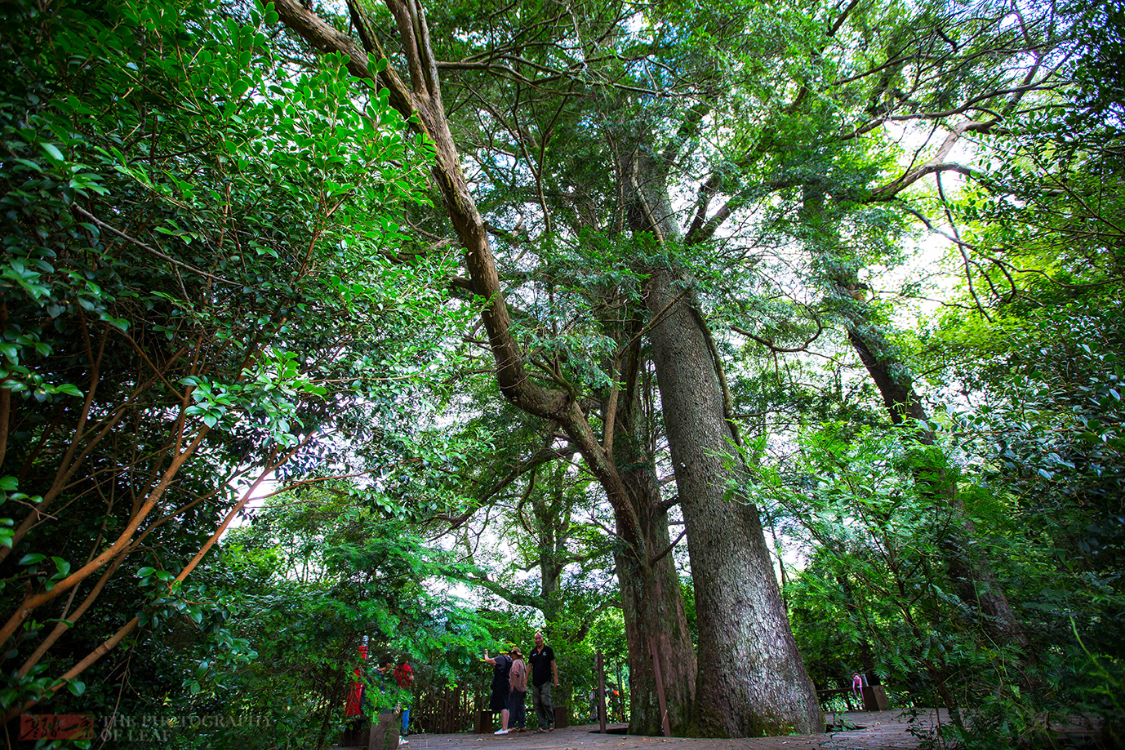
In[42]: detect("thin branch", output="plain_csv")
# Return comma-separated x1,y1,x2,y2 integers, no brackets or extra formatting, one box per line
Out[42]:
731,312,825,354
73,206,239,286
937,173,991,322
649,528,687,566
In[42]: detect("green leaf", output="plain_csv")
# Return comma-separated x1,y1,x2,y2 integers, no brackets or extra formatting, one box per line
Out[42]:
67,679,86,696
19,553,46,566
52,557,71,577
40,143,65,163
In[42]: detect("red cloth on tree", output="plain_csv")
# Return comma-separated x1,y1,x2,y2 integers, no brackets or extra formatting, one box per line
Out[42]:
345,643,369,717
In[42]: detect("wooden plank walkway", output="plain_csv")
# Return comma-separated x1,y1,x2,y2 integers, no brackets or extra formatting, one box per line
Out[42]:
339,710,950,750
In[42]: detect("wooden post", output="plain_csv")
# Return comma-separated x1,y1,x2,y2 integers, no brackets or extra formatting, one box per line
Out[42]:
861,685,889,711
648,637,670,737
617,664,625,722
367,713,400,750
597,651,607,733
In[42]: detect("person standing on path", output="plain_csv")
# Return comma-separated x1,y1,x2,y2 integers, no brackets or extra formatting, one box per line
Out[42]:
528,632,558,732
508,646,528,732
395,658,415,744
375,657,411,744
484,647,513,735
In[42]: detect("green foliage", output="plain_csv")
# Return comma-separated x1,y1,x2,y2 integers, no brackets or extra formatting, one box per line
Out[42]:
0,0,1117,743
154,488,491,749
763,416,1124,747
0,0,463,730
941,309,1125,656
757,425,989,685
903,7,1125,738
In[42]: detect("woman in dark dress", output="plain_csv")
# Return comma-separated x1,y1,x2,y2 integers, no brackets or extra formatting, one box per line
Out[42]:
483,648,513,734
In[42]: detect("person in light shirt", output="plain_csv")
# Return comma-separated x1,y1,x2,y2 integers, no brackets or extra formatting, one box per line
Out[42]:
507,646,528,732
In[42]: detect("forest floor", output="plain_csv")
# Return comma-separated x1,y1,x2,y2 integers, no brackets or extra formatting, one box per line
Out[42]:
375,710,949,750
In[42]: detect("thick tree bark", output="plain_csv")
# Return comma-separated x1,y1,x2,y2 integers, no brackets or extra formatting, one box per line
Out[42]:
644,269,821,736
619,138,820,736
613,362,696,735
615,481,697,735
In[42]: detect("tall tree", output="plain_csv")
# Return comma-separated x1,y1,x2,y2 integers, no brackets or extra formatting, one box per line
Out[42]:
269,0,1069,735
621,130,821,734
271,0,701,733
695,0,1065,648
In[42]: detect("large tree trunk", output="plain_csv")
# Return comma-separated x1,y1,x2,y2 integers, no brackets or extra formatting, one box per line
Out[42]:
613,360,696,734
616,134,820,736
614,495,697,735
644,268,821,737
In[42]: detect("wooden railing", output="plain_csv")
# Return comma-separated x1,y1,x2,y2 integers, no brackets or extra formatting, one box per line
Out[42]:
410,687,485,734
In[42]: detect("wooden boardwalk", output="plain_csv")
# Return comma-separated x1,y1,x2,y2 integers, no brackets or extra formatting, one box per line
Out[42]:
343,710,951,750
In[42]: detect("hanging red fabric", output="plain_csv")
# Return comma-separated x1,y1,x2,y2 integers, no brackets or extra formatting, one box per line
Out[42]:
345,643,369,717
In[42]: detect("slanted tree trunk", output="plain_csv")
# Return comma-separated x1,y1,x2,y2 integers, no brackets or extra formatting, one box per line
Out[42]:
271,0,699,731
837,299,1026,647
802,184,1024,648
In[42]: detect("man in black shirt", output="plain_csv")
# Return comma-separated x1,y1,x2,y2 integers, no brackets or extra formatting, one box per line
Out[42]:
527,632,558,732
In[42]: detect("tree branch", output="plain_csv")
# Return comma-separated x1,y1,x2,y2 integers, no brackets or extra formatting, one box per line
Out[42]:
649,528,687,566
466,572,545,610
731,313,825,354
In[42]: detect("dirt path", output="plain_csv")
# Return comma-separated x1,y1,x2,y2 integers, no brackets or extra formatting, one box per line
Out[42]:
370,710,949,750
